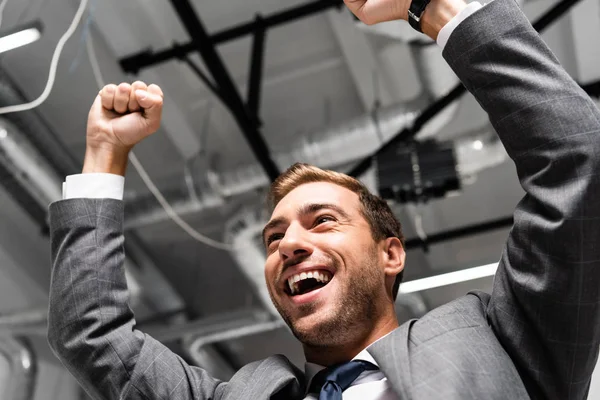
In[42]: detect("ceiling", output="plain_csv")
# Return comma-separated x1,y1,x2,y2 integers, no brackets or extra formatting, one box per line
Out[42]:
0,0,599,378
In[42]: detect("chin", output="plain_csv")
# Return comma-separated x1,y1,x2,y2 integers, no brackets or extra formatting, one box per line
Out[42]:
287,307,345,347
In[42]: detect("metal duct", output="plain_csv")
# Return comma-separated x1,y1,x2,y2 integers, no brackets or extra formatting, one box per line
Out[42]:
223,207,278,315
0,309,47,328
186,318,286,379
0,337,37,400
0,119,62,207
124,43,471,229
123,101,419,229
0,72,79,176
0,105,195,315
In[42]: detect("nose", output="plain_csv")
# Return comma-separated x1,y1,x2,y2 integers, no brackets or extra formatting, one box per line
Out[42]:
278,221,314,262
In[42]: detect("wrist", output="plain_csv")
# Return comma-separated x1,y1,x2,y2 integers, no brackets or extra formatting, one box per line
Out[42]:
82,145,130,176
420,0,467,40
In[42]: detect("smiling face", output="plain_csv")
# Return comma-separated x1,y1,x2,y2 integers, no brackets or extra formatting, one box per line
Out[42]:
263,181,401,351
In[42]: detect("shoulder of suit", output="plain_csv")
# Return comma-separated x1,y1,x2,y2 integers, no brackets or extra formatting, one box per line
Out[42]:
406,291,491,344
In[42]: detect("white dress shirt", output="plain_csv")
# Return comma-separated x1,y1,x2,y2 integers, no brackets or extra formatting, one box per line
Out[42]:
62,5,483,398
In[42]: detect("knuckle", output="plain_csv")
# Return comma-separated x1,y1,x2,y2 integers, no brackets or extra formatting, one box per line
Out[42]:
103,84,116,94
148,84,162,93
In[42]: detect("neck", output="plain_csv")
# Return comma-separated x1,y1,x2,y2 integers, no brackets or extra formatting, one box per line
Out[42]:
303,312,399,366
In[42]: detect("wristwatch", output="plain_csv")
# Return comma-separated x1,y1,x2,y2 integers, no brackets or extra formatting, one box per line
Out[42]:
408,0,432,32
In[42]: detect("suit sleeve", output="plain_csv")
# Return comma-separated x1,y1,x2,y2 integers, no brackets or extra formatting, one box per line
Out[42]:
47,198,224,400
442,1,600,399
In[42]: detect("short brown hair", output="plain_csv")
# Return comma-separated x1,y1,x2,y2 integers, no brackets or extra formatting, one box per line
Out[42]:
268,163,405,299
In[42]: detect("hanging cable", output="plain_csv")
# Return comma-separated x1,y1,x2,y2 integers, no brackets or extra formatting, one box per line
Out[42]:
0,0,246,251
85,30,243,251
0,0,88,114
128,153,239,250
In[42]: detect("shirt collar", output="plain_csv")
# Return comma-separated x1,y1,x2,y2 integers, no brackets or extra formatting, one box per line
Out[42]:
304,334,388,393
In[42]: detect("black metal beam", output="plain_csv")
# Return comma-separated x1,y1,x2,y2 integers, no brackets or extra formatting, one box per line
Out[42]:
120,0,343,73
182,57,224,103
247,16,267,121
349,0,587,178
168,0,280,181
404,216,514,251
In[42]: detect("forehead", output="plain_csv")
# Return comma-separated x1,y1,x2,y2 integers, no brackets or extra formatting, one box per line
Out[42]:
271,182,360,218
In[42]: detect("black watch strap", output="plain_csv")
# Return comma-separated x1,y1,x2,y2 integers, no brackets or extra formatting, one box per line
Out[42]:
408,0,432,32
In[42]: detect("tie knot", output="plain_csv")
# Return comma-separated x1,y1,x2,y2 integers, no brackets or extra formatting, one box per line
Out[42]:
310,360,378,396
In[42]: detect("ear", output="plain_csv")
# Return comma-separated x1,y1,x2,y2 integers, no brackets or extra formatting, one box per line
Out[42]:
381,237,405,292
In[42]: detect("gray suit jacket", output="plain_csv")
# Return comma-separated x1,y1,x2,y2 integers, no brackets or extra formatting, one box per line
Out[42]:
47,0,600,399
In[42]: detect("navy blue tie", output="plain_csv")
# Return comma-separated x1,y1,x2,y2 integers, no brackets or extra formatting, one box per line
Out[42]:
310,360,378,400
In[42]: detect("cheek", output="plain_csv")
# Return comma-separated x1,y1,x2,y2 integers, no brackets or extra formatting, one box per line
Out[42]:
264,257,278,285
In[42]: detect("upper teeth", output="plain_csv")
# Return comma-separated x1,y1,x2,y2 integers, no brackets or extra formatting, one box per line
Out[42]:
287,270,332,295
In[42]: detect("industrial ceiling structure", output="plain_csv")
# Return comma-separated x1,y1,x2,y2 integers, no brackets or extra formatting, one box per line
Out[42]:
0,0,599,398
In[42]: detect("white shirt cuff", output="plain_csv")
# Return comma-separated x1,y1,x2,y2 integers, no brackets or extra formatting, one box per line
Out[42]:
63,173,125,200
437,1,483,49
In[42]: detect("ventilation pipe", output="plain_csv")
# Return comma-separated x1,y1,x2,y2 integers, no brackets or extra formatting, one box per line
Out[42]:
123,42,496,229
223,207,278,315
0,115,192,314
0,337,36,400
0,118,62,208
0,117,142,307
123,102,419,229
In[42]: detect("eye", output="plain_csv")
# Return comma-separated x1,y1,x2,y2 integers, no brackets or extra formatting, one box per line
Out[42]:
314,215,335,227
266,233,284,247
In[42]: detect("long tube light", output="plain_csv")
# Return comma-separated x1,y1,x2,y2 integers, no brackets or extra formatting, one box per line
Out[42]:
0,21,42,55
399,263,498,294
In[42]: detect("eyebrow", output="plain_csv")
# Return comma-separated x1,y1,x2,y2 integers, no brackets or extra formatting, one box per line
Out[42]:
262,203,350,247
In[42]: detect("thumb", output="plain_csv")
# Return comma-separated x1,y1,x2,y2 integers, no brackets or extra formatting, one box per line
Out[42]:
89,92,103,118
135,89,163,123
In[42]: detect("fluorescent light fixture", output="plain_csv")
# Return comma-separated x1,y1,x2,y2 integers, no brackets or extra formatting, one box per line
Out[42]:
0,21,43,55
399,263,498,294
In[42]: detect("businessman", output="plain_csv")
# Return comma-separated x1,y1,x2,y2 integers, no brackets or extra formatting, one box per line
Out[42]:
47,0,600,398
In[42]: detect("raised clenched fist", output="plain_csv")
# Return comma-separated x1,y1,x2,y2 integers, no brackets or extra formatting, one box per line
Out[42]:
87,81,163,152
83,81,163,175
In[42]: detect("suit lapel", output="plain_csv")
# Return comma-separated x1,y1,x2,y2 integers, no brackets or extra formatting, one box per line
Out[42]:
227,354,305,400
369,320,416,400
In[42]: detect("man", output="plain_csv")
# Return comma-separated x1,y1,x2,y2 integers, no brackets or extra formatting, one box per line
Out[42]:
47,0,600,398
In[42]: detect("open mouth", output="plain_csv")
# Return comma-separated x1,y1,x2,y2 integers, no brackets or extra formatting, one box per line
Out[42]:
285,270,333,296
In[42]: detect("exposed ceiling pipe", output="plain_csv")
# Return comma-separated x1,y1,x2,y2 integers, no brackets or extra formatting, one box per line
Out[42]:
0,336,37,400
224,207,278,315
124,43,483,229
0,118,142,307
123,101,419,228
185,318,286,379
0,309,47,329
0,118,62,207
0,102,200,318
0,72,80,176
